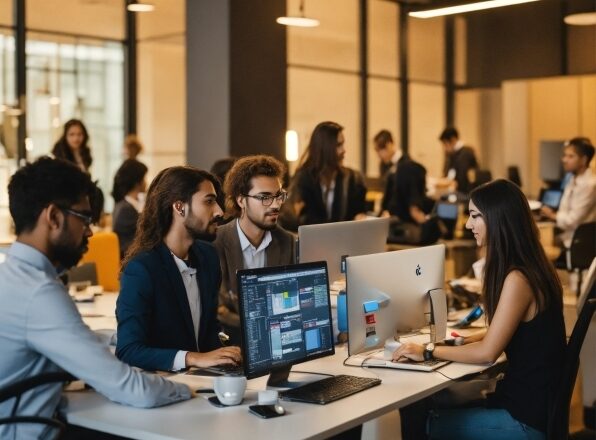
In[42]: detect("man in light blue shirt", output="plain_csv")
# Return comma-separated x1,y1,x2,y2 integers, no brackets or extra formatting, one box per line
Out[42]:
0,157,191,440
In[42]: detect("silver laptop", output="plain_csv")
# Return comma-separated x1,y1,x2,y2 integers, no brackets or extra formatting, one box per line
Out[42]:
298,218,390,283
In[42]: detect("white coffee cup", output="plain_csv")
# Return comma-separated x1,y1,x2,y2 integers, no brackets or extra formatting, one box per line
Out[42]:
213,376,247,406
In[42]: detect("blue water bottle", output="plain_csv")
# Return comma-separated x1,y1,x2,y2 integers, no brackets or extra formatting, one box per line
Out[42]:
337,290,348,333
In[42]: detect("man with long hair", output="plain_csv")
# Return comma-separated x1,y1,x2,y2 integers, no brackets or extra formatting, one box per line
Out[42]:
116,166,241,372
214,155,295,344
0,158,191,439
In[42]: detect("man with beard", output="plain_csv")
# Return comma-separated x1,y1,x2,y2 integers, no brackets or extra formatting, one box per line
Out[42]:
214,155,295,344
116,166,241,372
0,158,191,440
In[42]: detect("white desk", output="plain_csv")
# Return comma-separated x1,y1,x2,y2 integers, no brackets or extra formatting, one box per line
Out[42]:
71,293,495,440
65,349,495,439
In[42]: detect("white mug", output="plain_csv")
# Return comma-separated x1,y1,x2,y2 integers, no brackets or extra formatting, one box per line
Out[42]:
213,375,247,406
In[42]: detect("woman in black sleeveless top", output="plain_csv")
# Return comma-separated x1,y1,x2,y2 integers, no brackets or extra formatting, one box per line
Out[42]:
393,179,566,439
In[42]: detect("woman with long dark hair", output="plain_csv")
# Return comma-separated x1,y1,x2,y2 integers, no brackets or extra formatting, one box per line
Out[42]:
52,119,92,172
111,159,148,257
290,121,367,225
394,179,565,439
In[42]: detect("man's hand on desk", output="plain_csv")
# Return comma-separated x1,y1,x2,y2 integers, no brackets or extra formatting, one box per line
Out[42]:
185,347,242,368
539,206,557,221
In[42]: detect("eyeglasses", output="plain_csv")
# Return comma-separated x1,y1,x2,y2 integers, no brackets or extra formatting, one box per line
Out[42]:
243,191,289,206
60,207,94,227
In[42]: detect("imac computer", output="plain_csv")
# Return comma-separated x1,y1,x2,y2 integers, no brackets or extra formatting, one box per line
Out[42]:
237,261,335,387
298,218,390,283
346,244,446,358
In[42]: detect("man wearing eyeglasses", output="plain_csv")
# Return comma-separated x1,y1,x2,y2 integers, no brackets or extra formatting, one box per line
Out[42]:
214,155,296,344
0,158,191,440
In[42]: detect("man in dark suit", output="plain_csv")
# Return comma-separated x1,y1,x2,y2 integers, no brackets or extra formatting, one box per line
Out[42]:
214,155,296,344
116,166,241,372
439,127,479,194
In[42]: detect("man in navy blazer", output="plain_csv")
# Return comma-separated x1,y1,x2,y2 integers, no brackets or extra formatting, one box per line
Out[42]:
116,166,241,372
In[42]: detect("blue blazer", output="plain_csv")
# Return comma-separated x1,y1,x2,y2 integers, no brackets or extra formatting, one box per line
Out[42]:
116,241,222,371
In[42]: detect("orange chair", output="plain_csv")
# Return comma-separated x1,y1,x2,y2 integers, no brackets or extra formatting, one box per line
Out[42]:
80,231,120,291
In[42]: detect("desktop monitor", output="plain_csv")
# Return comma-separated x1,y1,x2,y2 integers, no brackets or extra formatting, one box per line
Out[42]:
237,261,335,386
298,218,390,283
346,244,446,356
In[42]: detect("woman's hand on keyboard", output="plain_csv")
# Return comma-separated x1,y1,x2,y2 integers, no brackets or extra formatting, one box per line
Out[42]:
391,343,424,363
185,347,242,368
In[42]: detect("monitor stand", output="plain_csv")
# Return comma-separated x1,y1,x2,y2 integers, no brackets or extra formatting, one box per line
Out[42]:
266,365,326,389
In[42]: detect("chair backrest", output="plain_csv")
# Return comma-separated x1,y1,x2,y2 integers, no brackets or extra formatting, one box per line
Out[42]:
568,222,596,271
80,231,120,291
0,372,75,440
547,282,596,440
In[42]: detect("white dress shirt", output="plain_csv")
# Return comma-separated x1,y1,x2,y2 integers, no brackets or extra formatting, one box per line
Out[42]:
236,219,272,269
0,242,191,439
170,252,201,371
556,168,596,247
321,179,336,220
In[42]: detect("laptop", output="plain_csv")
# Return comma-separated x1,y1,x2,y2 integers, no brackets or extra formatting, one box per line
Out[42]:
540,189,563,210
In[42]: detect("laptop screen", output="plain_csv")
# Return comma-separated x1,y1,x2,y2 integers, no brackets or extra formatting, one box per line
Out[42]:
541,189,563,210
436,202,458,220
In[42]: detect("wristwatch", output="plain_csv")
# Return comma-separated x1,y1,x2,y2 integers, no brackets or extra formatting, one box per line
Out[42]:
423,343,435,361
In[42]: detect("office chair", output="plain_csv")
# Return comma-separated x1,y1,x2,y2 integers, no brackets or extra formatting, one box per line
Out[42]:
547,279,596,440
80,231,120,291
0,372,75,440
564,222,596,296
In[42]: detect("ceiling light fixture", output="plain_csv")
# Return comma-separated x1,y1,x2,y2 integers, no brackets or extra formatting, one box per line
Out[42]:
127,1,155,13
409,0,540,19
277,0,319,28
564,0,596,25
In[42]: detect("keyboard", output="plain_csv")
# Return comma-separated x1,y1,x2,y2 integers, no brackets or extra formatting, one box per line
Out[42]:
187,364,244,376
279,374,382,405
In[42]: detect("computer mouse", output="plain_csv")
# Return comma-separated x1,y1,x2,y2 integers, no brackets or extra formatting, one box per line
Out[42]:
274,404,285,415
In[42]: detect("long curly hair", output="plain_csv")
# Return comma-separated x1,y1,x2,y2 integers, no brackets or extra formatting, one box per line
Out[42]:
122,166,219,269
470,179,563,323
52,119,92,171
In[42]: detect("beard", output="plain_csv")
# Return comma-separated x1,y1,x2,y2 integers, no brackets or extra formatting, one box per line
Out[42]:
52,228,89,270
184,216,220,242
246,207,280,231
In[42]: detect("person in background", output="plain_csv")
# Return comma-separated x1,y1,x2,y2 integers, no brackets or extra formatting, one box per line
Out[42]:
291,121,367,225
123,134,143,161
116,166,241,372
373,129,401,185
111,159,148,257
214,155,295,345
396,179,565,440
439,127,479,194
52,119,92,173
0,158,191,440
210,156,238,219
540,137,595,249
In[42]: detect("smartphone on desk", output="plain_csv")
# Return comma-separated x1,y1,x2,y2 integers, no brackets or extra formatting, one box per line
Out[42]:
248,405,285,419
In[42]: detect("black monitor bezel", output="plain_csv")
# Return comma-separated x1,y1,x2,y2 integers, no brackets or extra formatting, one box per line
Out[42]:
236,261,336,381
